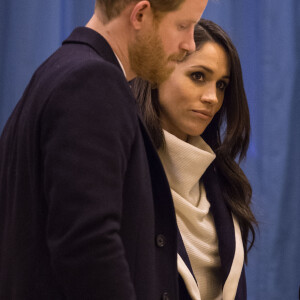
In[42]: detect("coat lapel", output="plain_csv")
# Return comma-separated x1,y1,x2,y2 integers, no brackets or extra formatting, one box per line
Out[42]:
177,228,197,300
203,164,246,299
202,164,236,286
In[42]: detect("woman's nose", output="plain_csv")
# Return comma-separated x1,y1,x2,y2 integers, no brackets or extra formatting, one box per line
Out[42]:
200,84,218,104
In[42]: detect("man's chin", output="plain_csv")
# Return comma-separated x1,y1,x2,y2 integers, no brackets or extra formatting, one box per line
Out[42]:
162,64,175,80
130,55,175,85
154,65,175,86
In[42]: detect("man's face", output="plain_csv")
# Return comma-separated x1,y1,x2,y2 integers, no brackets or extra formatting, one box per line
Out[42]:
128,0,208,85
128,25,185,85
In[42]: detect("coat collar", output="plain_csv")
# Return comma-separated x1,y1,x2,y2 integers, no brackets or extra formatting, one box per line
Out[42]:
63,27,152,127
62,27,122,73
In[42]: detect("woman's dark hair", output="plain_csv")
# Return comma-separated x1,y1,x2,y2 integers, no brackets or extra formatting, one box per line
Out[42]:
132,19,257,262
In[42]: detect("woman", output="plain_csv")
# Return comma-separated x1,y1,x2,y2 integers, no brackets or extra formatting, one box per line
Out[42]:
133,19,257,300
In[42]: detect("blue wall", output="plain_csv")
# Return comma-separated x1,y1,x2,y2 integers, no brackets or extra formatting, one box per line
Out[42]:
203,2,300,299
0,1,299,298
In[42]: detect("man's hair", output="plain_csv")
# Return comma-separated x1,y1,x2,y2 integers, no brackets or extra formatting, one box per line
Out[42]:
96,0,184,22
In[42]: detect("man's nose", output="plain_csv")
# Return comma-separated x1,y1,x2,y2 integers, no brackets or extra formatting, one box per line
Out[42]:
179,29,196,53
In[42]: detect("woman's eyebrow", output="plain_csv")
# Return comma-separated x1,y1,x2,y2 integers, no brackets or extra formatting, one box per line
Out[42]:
190,65,213,73
190,65,230,79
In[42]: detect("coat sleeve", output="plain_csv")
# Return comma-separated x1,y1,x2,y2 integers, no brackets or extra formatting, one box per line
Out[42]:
40,61,137,299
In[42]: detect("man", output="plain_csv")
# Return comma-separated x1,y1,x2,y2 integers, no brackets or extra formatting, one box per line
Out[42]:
0,0,207,299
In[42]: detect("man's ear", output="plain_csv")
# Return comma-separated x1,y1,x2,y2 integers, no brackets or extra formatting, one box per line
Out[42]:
130,1,152,30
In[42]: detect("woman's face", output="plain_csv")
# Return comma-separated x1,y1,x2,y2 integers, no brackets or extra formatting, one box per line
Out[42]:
158,41,230,141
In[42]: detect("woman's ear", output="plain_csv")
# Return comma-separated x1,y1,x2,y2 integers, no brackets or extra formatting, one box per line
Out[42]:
130,1,152,30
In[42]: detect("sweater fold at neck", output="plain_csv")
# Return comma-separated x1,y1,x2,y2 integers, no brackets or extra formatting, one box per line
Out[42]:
159,130,216,206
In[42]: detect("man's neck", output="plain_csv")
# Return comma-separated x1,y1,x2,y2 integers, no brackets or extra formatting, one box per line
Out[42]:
86,12,136,81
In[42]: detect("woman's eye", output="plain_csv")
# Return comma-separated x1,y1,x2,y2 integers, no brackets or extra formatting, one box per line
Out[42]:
217,81,227,91
191,72,204,81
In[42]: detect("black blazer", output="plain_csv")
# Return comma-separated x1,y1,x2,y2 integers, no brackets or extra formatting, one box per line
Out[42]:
0,27,178,299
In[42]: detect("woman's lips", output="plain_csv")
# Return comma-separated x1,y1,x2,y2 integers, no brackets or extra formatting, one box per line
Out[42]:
191,109,213,119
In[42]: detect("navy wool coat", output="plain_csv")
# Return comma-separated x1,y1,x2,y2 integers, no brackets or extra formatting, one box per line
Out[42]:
0,27,178,300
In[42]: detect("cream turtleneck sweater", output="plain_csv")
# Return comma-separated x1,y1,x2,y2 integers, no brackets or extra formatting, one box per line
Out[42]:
158,130,244,300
